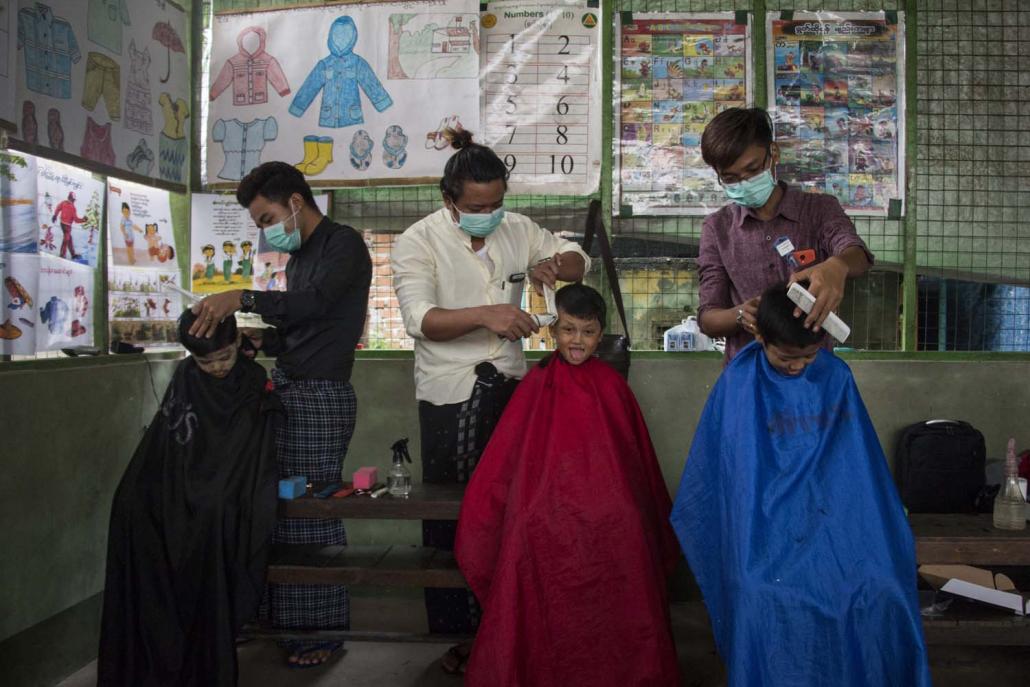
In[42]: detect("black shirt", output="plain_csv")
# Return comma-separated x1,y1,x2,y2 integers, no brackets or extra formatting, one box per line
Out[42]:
252,216,371,383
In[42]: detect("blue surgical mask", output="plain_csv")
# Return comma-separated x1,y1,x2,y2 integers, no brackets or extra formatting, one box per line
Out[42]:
723,168,777,208
455,207,505,238
263,205,302,253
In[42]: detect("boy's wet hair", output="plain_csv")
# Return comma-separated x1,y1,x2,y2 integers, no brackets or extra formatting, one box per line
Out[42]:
756,281,825,349
439,128,509,203
177,310,238,356
700,107,773,174
237,161,318,210
555,283,606,330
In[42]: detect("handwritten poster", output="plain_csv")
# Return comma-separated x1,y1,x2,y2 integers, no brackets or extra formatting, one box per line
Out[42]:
189,192,329,295
479,0,601,195
205,0,481,186
617,14,752,215
767,12,905,215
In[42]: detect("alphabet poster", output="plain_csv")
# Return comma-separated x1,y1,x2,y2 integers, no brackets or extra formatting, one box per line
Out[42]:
616,14,752,215
189,191,328,295
767,11,905,215
11,0,190,185
205,0,481,187
479,0,602,195
106,177,180,348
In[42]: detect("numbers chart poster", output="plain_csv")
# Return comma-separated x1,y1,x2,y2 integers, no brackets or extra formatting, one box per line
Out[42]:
205,0,481,187
107,178,180,348
189,192,328,296
479,0,602,195
617,14,751,216
768,12,905,216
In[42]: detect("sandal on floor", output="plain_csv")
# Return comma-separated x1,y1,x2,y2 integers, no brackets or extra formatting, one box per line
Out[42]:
286,641,343,669
440,643,471,675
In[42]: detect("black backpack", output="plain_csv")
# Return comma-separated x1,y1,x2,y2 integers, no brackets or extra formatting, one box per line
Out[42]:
894,420,986,513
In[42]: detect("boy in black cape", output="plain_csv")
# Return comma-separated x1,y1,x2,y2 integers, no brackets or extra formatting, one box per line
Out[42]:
97,311,283,686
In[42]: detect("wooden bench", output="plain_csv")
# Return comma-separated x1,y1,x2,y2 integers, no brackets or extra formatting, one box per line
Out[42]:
266,485,1030,644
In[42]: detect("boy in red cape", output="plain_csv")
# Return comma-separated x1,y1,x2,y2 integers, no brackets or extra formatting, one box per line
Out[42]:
455,283,680,686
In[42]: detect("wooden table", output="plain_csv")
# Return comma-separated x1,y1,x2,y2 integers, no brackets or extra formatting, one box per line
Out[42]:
278,483,465,521
909,513,1030,566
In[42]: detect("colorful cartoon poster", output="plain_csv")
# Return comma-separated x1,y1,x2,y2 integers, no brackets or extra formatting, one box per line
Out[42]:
35,156,104,267
0,151,37,253
0,251,39,354
107,266,182,349
479,0,602,195
616,14,752,215
107,178,177,268
12,0,190,184
36,254,93,351
205,0,481,187
0,0,16,124
188,191,328,295
767,12,905,215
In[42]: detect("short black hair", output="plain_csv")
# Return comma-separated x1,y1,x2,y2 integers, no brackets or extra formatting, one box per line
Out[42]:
555,283,606,330
121,202,129,211
236,161,317,210
701,107,773,174
177,310,238,356
756,281,825,349
439,128,509,203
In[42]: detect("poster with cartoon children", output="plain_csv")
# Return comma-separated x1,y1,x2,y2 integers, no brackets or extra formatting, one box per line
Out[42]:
35,157,104,268
189,192,328,295
107,179,177,268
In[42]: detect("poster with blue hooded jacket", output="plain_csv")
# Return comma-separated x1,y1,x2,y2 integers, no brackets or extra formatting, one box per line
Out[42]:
670,342,932,687
205,1,481,186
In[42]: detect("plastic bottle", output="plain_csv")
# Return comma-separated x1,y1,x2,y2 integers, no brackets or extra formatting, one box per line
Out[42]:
387,438,413,498
993,438,1027,531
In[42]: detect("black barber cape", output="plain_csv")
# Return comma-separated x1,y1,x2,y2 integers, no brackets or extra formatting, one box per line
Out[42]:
98,356,283,686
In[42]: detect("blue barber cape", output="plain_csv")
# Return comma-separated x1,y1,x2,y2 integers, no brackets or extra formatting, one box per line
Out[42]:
671,342,931,687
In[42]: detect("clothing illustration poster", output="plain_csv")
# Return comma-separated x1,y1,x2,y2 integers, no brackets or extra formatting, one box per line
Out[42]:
106,177,176,268
105,177,178,347
12,0,189,185
617,14,752,215
36,253,93,350
0,0,16,124
0,251,39,354
189,191,328,295
107,265,181,348
479,0,602,195
0,151,37,253
204,0,480,186
767,12,905,216
35,155,104,267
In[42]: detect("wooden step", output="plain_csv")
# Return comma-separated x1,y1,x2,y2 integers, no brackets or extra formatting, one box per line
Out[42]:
267,544,467,588
909,513,1030,566
278,483,465,521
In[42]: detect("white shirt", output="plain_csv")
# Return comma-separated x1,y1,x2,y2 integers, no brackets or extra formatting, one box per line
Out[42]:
392,207,591,405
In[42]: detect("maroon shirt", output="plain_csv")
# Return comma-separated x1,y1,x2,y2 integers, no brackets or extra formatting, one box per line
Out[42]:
697,182,873,361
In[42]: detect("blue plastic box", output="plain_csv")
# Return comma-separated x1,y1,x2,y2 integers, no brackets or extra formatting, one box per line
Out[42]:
278,476,307,500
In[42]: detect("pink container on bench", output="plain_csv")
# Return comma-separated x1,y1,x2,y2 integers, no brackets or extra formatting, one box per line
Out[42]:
353,467,378,490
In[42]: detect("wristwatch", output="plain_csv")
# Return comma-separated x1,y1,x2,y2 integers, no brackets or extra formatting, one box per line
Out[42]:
240,290,256,313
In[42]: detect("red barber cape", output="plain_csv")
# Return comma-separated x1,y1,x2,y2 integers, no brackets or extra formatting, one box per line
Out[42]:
455,356,680,687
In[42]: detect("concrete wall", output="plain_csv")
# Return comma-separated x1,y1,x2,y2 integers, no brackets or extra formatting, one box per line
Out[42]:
2,354,1028,684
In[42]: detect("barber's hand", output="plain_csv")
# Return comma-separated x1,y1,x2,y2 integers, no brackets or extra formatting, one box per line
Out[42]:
239,327,264,359
190,290,243,338
736,297,761,335
480,304,539,342
790,257,848,330
528,253,562,296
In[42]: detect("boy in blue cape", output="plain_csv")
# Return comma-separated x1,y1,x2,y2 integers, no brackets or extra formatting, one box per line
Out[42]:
671,281,931,687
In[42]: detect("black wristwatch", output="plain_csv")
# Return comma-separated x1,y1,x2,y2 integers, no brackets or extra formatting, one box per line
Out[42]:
240,290,256,313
